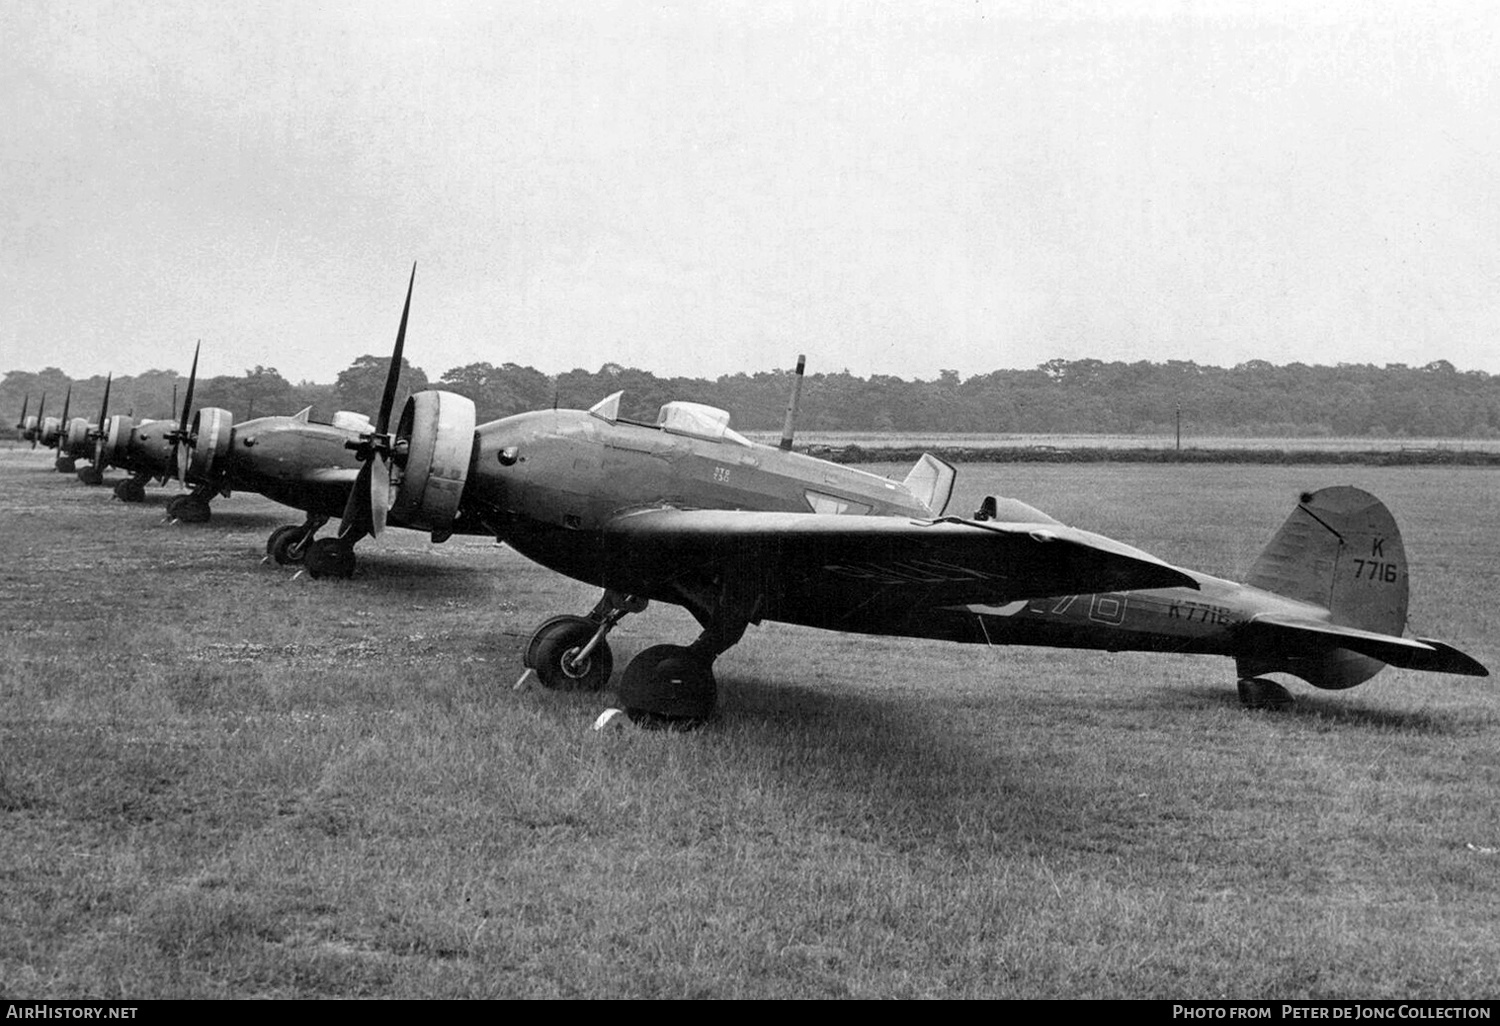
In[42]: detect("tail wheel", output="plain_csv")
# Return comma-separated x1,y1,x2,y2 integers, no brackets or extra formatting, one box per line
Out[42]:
526,616,612,691
619,645,717,729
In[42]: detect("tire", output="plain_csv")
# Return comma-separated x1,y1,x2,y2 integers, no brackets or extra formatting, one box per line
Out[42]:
77,466,104,486
305,537,356,579
527,615,612,691
166,495,211,523
1237,677,1294,710
124,480,147,503
267,525,308,565
619,644,717,729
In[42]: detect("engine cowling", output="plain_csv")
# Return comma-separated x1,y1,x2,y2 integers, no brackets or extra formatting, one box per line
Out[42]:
65,418,91,456
390,390,476,533
102,414,134,466
187,408,233,480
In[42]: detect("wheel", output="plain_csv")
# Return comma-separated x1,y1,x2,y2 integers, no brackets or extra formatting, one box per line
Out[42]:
113,480,134,501
166,494,211,523
526,615,612,691
124,480,147,503
77,465,104,486
267,525,309,565
1237,677,1294,710
55,457,77,474
305,537,356,579
619,644,717,729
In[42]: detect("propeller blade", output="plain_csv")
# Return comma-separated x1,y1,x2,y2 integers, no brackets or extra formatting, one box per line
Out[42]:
178,342,200,438
369,453,390,538
15,394,27,431
171,384,178,422
97,374,112,427
59,385,71,433
376,263,416,434
32,393,44,448
338,460,374,541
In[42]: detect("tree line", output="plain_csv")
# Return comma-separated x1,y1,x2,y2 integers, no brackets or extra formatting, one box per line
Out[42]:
5,357,1498,439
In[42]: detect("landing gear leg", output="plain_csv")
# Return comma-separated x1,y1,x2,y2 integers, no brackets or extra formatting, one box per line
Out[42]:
267,513,329,566
524,591,647,692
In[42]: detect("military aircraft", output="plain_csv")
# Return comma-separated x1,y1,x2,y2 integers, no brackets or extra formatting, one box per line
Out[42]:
159,268,429,576
15,394,39,443
315,345,1486,726
39,386,75,471
57,375,114,485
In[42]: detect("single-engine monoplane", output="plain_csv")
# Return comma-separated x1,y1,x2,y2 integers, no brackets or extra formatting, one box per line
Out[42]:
319,341,1486,726
160,268,430,577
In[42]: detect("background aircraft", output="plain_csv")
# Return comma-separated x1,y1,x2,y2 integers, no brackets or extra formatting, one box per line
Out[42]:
166,267,433,575
322,361,1489,727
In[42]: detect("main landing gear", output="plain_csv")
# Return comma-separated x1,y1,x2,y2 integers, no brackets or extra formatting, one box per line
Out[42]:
265,515,357,579
113,476,149,503
522,589,751,729
1237,676,1294,710
166,488,213,524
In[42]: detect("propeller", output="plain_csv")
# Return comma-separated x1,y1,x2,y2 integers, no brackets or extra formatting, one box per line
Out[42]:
166,342,201,487
15,394,28,433
55,385,72,451
339,263,416,541
90,374,113,466
31,393,45,449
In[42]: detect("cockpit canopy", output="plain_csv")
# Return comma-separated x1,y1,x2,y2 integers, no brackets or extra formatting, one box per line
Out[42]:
331,410,374,434
588,392,753,447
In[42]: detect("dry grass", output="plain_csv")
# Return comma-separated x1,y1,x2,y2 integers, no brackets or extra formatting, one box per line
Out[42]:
1,449,1497,998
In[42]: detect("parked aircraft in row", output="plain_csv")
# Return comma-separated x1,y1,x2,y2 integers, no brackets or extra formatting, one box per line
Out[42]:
19,269,1489,726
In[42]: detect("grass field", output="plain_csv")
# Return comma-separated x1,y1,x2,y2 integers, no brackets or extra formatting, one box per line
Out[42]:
1,449,1497,998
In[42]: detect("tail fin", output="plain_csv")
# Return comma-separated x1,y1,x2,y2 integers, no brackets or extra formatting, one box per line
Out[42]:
1241,486,1409,688
902,453,956,516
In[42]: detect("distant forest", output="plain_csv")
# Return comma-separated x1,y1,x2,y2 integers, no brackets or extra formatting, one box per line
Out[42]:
5,357,1498,439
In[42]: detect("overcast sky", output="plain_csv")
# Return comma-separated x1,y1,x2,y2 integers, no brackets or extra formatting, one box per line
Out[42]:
3,0,1496,385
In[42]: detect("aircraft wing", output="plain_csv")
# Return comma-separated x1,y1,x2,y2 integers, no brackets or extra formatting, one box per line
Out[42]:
1245,613,1490,677
600,508,1198,627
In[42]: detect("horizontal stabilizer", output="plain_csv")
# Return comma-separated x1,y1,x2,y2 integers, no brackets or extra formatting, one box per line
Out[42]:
1246,614,1489,678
